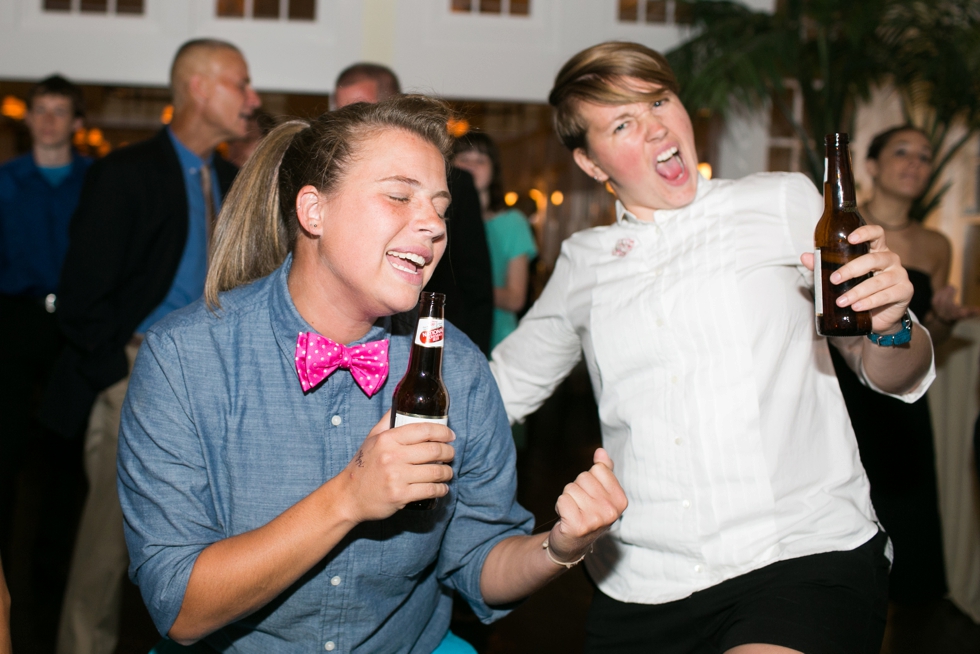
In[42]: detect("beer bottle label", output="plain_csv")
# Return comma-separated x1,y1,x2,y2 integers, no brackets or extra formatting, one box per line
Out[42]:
393,412,449,427
414,317,445,348
813,248,823,317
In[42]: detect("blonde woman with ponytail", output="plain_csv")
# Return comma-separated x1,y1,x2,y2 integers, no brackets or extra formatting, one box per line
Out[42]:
116,95,626,654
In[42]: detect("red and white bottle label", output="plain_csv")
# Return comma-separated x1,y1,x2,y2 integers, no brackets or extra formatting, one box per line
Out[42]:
415,317,444,348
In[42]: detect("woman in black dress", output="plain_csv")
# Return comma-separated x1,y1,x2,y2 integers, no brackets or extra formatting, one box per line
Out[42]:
831,125,976,606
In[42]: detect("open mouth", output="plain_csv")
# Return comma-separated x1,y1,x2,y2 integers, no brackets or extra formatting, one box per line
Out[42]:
655,146,686,182
386,250,426,276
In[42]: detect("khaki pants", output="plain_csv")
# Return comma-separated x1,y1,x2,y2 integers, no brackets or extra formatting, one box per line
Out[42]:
57,343,139,654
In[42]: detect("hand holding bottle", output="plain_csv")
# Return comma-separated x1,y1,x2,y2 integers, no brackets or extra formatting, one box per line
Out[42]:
544,448,628,565
337,410,455,524
803,224,913,335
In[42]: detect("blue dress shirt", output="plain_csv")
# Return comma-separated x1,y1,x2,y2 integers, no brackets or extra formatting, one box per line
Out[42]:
118,256,533,653
135,129,223,333
0,152,92,296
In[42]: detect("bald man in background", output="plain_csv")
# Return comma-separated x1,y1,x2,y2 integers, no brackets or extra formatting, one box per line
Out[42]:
42,38,260,654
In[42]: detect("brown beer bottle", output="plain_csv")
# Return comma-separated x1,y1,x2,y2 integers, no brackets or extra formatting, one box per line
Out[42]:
814,133,872,336
390,291,450,510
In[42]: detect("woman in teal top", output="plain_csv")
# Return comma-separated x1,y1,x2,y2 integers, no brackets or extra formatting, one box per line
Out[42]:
453,133,538,351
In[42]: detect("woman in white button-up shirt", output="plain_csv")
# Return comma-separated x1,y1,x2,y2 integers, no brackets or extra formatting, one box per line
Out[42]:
490,41,934,654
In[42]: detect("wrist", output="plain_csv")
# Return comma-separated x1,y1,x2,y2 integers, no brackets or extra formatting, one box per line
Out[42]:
541,537,592,569
322,475,363,528
868,310,913,346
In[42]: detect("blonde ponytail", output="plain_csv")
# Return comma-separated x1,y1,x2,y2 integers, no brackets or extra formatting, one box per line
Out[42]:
205,120,308,309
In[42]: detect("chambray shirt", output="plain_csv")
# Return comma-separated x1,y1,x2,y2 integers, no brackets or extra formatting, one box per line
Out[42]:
134,128,223,333
118,257,533,653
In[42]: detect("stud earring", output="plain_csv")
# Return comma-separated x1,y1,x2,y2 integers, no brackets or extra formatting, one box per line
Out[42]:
311,222,318,229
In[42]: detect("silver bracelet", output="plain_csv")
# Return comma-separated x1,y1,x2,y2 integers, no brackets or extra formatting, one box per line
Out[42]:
542,538,591,569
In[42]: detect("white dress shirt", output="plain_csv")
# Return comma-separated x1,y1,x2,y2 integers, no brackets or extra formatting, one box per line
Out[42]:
490,172,935,605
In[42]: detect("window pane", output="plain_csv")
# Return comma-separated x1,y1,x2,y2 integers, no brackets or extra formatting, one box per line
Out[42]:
674,0,693,24
451,0,472,12
254,0,279,18
509,0,529,15
216,0,244,17
618,0,638,21
43,0,72,11
288,0,315,20
80,0,108,12
116,0,144,13
768,146,793,172
645,0,666,23
479,0,501,13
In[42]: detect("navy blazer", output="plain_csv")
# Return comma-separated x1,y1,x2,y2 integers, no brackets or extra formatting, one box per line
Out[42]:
42,129,237,437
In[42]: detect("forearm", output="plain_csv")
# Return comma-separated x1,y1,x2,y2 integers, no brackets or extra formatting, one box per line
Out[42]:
169,476,357,644
493,286,526,313
861,323,933,395
479,533,568,606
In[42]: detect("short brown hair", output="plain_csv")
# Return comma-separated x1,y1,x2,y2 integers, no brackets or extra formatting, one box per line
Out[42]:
205,94,453,308
548,41,680,151
28,74,85,119
335,63,401,101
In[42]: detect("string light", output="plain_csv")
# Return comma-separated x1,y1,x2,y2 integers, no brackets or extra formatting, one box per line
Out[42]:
550,190,564,206
504,191,518,206
1,96,26,120
697,162,713,180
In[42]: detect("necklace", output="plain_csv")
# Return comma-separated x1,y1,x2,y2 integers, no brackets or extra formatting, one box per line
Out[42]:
863,205,912,232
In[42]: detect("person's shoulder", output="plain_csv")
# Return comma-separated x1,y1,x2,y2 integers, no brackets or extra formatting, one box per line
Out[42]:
915,223,952,257
442,321,493,381
92,130,170,172
729,171,817,196
0,153,35,180
147,274,275,340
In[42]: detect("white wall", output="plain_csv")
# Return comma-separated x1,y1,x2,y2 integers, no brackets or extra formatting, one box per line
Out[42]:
0,0,775,102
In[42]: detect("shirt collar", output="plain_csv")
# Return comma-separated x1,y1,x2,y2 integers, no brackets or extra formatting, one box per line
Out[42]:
268,253,392,368
615,172,713,226
166,126,213,174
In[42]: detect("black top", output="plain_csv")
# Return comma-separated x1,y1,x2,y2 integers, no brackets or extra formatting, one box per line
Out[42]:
41,129,237,438
425,167,493,356
831,268,947,603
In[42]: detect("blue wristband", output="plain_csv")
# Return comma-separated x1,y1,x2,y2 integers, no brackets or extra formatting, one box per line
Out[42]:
867,311,912,346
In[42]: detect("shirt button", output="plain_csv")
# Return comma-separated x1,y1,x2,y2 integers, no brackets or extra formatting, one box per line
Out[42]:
656,319,664,327
674,438,682,445
330,575,341,586
671,375,678,384
331,415,342,426
324,642,336,651
694,564,703,573
681,499,691,509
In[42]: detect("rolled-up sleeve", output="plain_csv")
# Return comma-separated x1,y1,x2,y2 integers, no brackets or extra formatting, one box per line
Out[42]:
117,330,224,636
436,363,534,623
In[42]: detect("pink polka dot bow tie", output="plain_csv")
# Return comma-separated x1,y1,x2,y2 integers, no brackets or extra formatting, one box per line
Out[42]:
294,332,389,397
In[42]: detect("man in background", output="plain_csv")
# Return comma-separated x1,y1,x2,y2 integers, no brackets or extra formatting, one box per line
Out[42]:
43,39,260,654
335,63,495,355
0,74,92,649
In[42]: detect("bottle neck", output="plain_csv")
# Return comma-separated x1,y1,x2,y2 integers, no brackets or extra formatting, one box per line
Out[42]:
824,135,857,211
407,294,445,377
